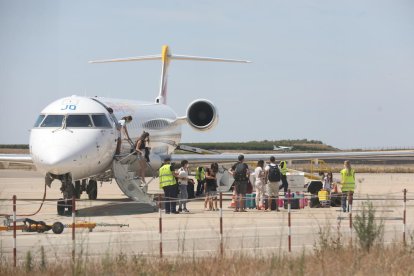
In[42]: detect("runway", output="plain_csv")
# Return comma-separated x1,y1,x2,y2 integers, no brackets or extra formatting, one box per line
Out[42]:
0,169,413,262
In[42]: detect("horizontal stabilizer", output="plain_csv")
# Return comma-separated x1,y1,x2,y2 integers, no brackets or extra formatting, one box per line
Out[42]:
89,55,251,64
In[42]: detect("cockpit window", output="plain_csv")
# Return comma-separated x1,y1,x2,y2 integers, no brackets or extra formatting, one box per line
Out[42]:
92,114,111,128
66,115,93,127
41,115,64,127
34,115,45,127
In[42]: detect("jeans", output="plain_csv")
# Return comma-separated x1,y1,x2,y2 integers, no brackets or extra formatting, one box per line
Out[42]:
196,179,205,195
163,185,178,213
178,185,188,209
341,191,353,212
279,175,288,193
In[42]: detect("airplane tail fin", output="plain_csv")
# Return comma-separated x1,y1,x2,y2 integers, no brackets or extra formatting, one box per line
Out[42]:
89,45,251,104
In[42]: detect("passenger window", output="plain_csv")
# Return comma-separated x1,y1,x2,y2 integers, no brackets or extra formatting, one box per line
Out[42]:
66,115,92,127
92,114,111,128
41,115,64,127
34,115,45,127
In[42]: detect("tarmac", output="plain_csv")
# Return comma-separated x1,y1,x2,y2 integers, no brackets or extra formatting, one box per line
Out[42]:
0,169,413,262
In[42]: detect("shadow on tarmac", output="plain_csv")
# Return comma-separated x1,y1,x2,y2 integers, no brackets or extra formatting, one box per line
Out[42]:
76,202,157,217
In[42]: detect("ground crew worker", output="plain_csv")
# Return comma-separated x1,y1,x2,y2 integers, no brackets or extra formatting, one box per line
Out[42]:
279,160,289,193
195,166,206,196
159,157,179,214
340,160,355,213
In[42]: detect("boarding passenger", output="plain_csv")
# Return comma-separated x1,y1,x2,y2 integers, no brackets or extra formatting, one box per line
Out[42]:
264,156,280,211
159,157,179,214
195,166,206,196
204,163,219,211
230,155,249,212
323,172,334,192
177,160,190,213
254,160,266,210
279,160,289,193
116,115,133,154
135,131,150,183
340,160,356,213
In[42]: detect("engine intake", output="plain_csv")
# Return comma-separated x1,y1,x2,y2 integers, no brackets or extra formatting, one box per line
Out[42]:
186,99,218,131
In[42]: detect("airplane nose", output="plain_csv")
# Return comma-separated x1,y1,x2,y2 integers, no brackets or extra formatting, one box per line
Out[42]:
33,143,82,175
30,130,98,176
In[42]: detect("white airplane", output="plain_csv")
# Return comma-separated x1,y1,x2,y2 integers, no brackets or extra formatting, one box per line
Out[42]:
273,145,293,151
2,45,414,215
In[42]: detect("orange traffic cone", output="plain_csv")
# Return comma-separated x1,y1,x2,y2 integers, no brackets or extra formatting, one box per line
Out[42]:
229,189,236,208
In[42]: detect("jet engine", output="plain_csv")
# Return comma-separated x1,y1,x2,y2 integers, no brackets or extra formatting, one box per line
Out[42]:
186,99,218,131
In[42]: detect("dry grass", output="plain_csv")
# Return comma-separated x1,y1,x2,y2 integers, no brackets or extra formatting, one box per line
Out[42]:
1,244,414,276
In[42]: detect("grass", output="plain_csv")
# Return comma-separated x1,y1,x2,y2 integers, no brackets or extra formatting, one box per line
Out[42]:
1,244,414,275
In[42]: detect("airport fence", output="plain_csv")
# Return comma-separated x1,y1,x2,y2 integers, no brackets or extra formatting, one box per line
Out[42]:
1,189,414,265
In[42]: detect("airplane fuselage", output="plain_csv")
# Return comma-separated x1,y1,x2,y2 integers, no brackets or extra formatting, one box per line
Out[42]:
30,95,181,180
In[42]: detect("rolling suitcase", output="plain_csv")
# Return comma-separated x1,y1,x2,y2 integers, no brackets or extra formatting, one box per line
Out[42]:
284,198,300,209
318,189,330,208
310,195,320,208
245,193,256,209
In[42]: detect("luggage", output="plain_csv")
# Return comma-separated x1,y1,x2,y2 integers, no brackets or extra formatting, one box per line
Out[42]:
318,189,329,201
284,198,300,209
309,196,320,208
307,181,323,195
318,189,330,208
296,192,306,209
187,180,195,199
245,193,256,209
264,196,278,210
330,192,342,207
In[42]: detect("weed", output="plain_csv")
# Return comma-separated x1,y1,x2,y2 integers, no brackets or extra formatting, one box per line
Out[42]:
24,250,33,272
353,201,384,252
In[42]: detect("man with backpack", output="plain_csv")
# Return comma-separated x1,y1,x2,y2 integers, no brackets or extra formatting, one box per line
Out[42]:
230,154,250,212
264,156,281,211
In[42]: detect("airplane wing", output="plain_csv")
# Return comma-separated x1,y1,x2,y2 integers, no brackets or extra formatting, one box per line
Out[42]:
0,154,33,163
171,150,414,164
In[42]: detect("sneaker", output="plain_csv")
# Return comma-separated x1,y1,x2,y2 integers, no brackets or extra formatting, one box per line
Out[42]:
183,209,189,213
234,209,239,212
171,211,179,214
178,208,183,212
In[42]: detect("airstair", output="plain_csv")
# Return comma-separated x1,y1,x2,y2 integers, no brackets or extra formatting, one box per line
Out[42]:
112,152,157,206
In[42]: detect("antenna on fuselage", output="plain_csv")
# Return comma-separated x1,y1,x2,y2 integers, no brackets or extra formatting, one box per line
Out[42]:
89,45,251,105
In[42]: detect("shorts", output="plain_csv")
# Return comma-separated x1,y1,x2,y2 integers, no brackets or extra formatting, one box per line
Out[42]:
267,182,279,196
207,191,217,197
234,180,248,195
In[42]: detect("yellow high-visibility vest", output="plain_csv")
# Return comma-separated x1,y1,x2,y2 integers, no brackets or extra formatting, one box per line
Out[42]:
340,168,355,192
159,164,175,188
279,161,288,175
195,167,205,180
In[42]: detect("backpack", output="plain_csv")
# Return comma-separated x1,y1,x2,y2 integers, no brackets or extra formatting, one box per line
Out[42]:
268,164,281,182
234,163,247,181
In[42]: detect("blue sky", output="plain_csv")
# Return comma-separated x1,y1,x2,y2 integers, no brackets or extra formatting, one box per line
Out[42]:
1,1,413,149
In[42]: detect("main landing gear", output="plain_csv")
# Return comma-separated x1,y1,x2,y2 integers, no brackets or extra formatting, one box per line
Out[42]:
56,174,99,215
74,179,98,200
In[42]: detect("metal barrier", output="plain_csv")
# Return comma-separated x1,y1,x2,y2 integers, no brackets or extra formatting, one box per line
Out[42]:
1,189,412,262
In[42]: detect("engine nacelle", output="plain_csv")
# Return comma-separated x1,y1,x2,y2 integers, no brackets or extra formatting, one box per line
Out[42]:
186,99,218,131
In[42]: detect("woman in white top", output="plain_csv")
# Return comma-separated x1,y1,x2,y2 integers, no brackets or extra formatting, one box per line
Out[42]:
254,160,266,210
177,160,190,212
323,172,334,192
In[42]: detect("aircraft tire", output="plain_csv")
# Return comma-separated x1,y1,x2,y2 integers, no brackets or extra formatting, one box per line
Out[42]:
52,222,64,234
88,180,98,200
57,199,65,216
74,181,81,199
